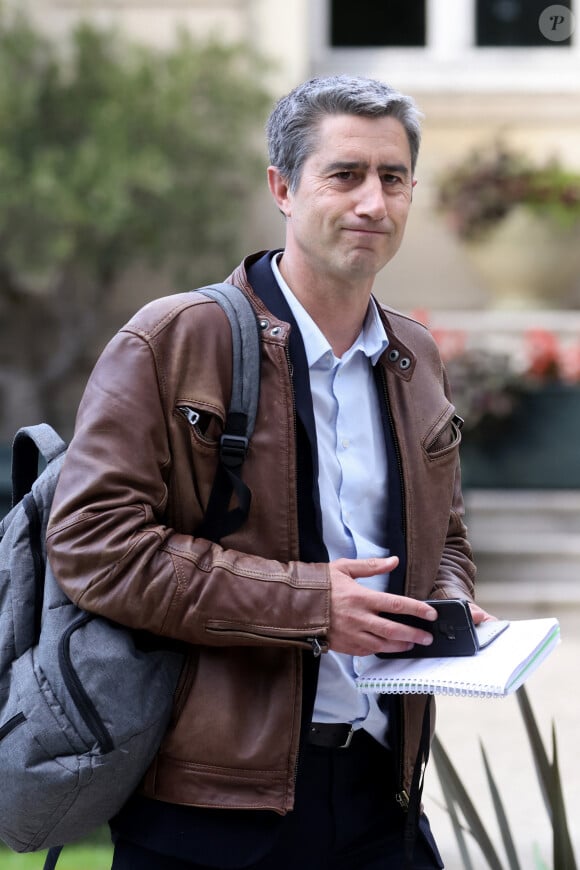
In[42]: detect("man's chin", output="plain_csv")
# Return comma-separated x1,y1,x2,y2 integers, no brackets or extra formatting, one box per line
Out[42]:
343,246,398,278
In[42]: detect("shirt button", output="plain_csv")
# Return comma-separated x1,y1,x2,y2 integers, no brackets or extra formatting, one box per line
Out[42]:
341,438,349,448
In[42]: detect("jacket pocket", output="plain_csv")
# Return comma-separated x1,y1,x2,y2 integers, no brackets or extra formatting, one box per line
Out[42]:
176,404,223,449
422,405,463,460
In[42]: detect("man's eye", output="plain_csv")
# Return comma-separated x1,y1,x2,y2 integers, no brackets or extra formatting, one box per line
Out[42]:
334,170,355,180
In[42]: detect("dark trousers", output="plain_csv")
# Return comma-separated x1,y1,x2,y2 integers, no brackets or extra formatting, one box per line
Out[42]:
111,730,443,870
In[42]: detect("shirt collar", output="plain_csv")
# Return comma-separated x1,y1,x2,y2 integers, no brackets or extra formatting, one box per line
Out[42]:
271,254,389,369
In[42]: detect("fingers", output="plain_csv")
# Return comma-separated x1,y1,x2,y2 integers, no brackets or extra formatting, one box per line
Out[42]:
469,603,497,624
359,611,437,656
328,614,434,657
327,562,439,656
335,556,399,580
379,592,438,623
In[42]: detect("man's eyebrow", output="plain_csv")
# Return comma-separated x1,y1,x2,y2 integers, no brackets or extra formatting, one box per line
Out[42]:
324,160,410,177
379,162,410,177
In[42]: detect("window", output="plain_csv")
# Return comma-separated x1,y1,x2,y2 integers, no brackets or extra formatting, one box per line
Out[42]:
476,0,573,47
313,0,580,92
330,0,426,48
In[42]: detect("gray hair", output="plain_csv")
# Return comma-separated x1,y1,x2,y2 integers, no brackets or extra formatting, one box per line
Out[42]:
266,75,422,192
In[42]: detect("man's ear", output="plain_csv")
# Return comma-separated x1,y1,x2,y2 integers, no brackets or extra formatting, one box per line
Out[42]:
267,166,292,217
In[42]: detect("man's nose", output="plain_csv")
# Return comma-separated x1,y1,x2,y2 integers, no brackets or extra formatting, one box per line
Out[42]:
354,176,387,220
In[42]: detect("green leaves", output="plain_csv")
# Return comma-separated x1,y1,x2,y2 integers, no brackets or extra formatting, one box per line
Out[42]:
0,6,271,433
516,689,577,870
436,142,580,241
432,733,506,869
0,9,271,293
432,686,578,870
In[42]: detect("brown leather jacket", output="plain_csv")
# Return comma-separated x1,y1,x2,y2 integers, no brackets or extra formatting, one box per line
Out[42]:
47,252,476,814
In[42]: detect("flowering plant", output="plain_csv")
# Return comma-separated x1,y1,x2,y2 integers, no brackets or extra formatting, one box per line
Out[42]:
436,142,580,241
414,312,580,433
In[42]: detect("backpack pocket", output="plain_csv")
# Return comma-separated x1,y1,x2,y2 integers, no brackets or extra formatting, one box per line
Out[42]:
0,582,183,853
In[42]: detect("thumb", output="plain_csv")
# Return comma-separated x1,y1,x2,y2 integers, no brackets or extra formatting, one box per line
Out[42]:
338,556,399,580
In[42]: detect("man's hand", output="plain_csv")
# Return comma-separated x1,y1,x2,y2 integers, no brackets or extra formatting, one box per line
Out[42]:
327,557,438,656
469,603,497,624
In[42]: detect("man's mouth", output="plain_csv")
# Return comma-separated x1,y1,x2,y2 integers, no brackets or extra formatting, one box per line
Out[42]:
344,226,389,236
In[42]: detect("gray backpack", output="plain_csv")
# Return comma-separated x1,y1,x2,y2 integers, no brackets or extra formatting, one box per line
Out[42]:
0,284,260,867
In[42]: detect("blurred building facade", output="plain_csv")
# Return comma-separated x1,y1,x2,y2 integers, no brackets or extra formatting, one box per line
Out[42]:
3,10,577,858
4,2,580,580
19,0,580,311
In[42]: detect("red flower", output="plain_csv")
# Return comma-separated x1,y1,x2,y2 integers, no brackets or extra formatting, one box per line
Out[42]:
524,328,560,380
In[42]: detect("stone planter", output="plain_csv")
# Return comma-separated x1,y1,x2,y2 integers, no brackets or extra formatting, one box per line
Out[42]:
463,207,580,309
460,384,580,489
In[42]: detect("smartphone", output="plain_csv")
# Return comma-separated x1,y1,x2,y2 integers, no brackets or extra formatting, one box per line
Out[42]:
378,599,509,658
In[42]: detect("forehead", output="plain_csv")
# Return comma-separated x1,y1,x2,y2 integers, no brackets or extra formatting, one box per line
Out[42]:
308,113,412,169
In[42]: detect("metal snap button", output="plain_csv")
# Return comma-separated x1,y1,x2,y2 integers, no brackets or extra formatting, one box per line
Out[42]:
399,357,411,370
388,348,400,362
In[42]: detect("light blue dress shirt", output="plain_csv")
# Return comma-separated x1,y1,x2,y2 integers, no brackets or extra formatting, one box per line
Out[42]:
271,255,393,744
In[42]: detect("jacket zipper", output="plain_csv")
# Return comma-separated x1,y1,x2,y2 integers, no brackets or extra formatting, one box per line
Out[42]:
307,637,325,657
379,368,409,808
396,789,410,811
284,348,327,660
284,343,315,799
285,348,298,482
379,368,406,540
58,611,115,754
206,626,326,650
177,405,200,426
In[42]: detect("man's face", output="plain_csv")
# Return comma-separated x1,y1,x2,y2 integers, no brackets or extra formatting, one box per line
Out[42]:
269,113,415,289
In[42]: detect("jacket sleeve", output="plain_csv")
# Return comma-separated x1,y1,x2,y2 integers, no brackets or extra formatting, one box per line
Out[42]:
46,323,330,651
431,502,477,602
430,367,477,602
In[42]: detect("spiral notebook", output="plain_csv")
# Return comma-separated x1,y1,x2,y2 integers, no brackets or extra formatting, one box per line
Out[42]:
356,617,560,698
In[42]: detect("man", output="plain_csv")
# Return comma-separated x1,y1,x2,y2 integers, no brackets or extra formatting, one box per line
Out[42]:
47,75,487,869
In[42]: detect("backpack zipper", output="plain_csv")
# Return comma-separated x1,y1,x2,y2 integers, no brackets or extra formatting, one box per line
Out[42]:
0,712,26,741
22,493,45,639
58,612,115,754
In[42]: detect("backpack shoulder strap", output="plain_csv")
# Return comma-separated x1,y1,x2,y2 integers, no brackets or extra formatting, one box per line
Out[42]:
198,283,260,448
43,846,63,870
194,283,261,542
11,424,67,507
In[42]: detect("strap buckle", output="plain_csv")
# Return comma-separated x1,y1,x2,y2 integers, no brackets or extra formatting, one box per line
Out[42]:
220,434,249,468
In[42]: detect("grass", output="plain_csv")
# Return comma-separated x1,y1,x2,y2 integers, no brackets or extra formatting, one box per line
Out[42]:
0,845,113,869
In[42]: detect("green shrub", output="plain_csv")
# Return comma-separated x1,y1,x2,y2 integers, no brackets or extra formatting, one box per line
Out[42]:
0,6,271,435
